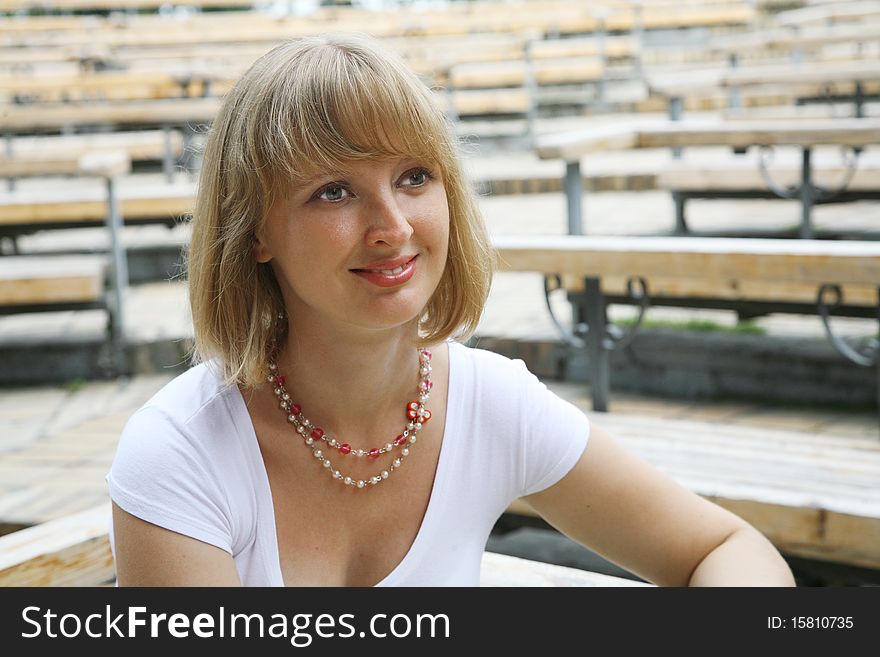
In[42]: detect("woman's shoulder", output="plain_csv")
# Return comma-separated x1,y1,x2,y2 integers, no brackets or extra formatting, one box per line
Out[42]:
448,340,532,382
116,360,244,459
135,360,233,425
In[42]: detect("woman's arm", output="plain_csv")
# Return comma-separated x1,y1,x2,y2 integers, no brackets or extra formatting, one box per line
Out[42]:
112,502,242,586
522,423,795,587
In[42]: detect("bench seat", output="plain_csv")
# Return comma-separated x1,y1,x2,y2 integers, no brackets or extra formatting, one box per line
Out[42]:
508,405,880,570
0,254,106,308
0,181,194,231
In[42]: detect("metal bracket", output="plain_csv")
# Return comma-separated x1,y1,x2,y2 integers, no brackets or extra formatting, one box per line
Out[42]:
603,277,650,351
817,284,879,368
758,145,861,202
543,275,650,351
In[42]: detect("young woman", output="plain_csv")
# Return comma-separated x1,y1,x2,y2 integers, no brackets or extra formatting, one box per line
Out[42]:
106,34,795,587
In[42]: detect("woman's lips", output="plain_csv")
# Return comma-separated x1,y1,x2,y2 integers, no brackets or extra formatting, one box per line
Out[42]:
351,255,418,288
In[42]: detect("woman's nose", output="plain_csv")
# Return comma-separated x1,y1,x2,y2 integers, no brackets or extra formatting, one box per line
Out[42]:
365,192,414,246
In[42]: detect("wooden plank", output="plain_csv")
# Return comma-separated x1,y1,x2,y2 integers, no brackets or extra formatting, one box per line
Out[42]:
446,89,532,116
4,129,185,162
450,57,604,89
494,235,880,286
537,118,880,161
648,60,880,96
535,122,640,160
0,182,195,225
506,413,880,569
0,502,114,586
0,97,222,132
592,275,878,308
635,119,880,149
656,161,880,191
480,551,650,587
0,255,105,305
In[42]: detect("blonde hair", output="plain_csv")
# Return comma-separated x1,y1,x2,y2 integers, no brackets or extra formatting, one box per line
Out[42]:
188,33,494,387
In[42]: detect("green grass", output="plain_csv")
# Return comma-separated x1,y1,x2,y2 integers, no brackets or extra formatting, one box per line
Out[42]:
615,317,767,335
62,379,86,393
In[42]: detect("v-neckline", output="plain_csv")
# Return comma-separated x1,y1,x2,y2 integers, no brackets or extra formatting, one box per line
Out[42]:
232,340,457,587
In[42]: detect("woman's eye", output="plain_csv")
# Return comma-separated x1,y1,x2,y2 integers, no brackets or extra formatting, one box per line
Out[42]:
400,168,432,188
317,185,349,202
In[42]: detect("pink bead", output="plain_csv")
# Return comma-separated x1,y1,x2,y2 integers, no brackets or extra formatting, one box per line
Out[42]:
340,444,351,455
394,434,406,446
368,448,380,459
291,403,301,416
310,428,324,441
274,375,286,387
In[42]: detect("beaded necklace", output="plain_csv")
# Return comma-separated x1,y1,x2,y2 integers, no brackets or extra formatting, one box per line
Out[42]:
267,348,433,490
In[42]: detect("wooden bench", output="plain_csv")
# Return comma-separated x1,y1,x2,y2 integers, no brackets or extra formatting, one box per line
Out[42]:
509,405,880,571
0,254,106,310
0,151,132,373
0,503,645,587
2,129,185,184
648,59,880,121
0,179,195,235
493,234,880,421
536,117,880,238
655,153,880,236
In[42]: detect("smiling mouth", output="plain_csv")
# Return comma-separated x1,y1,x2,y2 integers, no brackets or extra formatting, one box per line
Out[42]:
351,255,418,274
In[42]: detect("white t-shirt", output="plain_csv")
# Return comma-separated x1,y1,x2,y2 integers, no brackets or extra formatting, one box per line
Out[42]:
105,341,590,586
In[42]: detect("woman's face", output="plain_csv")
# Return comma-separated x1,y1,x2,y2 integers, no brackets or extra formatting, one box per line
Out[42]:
256,156,450,337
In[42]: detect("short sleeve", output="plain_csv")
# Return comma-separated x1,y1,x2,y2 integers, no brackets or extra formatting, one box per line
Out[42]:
514,360,591,497
105,405,234,554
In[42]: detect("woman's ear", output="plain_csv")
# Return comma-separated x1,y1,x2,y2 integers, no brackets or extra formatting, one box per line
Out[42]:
253,228,272,263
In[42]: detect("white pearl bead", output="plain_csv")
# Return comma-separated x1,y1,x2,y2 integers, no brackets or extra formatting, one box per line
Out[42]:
344,476,352,485
334,470,342,479
314,449,323,458
274,388,281,396
415,422,422,430
329,439,337,447
357,480,365,488
381,471,389,479
402,448,409,456
385,443,393,451
393,459,401,467
297,426,306,434
287,415,296,423
269,363,276,371
305,438,313,445
420,395,428,403
323,460,331,468
409,436,417,444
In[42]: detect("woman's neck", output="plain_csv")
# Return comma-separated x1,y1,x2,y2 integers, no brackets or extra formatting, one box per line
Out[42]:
273,320,425,440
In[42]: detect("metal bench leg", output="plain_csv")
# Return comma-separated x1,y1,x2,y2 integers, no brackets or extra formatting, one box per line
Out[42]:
669,96,683,160
105,176,129,377
800,147,814,239
584,277,610,412
673,192,689,235
162,125,176,183
565,160,584,235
